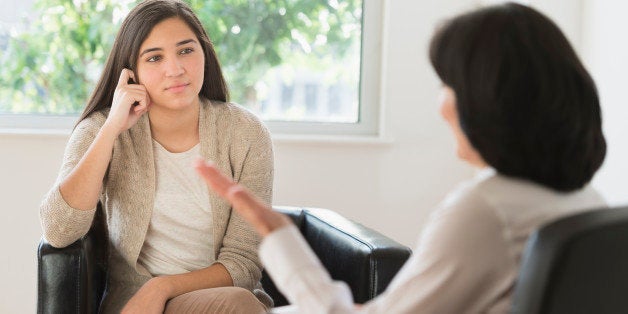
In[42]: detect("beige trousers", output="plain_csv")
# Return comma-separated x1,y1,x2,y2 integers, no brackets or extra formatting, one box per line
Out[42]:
164,287,267,314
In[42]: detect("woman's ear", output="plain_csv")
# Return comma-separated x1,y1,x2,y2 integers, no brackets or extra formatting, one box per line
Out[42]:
439,87,457,123
439,87,487,168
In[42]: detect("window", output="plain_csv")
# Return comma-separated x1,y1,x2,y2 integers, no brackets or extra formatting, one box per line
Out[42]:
0,0,382,136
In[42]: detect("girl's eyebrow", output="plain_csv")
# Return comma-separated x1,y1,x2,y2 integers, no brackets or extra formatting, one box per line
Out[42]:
176,39,197,46
139,39,198,57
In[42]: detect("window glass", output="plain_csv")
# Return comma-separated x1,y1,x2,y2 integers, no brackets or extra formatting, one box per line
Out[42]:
0,0,363,124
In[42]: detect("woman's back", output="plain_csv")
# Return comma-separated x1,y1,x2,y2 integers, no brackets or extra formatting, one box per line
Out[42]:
364,169,606,313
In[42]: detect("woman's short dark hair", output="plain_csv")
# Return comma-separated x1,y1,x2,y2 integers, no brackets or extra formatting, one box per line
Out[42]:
429,2,606,192
77,0,229,125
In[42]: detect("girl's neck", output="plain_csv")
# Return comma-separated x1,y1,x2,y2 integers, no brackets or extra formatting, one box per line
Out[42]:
148,101,200,153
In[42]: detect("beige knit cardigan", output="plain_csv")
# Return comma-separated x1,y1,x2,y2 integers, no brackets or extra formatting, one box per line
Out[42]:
39,98,274,312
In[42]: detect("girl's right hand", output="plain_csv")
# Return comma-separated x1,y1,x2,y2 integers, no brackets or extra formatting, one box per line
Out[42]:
104,68,151,135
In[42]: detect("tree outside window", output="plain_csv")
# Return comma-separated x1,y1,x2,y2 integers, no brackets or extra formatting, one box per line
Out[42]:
0,0,362,123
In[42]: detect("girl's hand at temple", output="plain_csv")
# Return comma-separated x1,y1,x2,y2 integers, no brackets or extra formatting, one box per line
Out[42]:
104,68,151,135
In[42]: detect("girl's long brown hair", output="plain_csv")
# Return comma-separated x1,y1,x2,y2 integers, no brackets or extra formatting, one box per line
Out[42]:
76,0,229,126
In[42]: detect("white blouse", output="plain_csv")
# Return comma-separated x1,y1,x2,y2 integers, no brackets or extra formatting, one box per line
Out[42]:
260,169,607,313
138,141,213,276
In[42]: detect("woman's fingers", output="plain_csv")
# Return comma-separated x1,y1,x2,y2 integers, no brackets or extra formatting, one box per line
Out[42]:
194,159,266,215
227,185,268,214
194,158,292,236
194,159,234,196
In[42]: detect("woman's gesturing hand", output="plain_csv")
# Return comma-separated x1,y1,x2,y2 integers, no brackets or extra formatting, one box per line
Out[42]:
194,158,291,236
104,68,151,135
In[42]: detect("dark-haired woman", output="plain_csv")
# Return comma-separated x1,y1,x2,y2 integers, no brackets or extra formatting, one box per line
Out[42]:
39,1,272,313
195,2,607,313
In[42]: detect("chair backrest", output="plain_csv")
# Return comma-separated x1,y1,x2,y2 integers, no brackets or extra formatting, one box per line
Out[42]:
511,206,628,314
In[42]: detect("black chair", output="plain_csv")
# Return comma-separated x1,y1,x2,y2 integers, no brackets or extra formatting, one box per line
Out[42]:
511,206,628,314
38,205,412,313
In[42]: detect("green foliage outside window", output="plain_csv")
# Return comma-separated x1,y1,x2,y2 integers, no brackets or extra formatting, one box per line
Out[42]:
0,0,361,115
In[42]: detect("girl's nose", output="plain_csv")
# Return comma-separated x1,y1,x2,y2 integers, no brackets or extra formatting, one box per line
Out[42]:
165,57,184,77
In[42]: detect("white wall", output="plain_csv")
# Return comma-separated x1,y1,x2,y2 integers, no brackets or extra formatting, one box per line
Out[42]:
0,135,67,313
581,0,628,206
1,0,627,312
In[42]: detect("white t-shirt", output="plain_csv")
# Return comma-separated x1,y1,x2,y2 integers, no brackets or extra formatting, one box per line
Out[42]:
260,168,607,313
138,140,214,276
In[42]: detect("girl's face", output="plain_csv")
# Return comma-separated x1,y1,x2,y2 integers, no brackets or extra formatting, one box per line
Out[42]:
136,17,205,111
439,86,487,168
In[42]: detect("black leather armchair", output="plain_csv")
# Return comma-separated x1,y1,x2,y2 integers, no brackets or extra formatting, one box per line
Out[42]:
511,206,628,314
38,206,412,313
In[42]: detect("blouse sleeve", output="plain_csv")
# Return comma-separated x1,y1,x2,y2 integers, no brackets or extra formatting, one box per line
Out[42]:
259,190,514,313
39,113,107,248
260,225,356,314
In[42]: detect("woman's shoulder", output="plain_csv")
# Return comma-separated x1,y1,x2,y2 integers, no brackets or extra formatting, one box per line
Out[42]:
422,176,507,262
439,170,496,214
428,170,507,242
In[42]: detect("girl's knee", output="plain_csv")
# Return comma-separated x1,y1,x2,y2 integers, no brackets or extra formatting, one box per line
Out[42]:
165,287,265,314
221,287,265,311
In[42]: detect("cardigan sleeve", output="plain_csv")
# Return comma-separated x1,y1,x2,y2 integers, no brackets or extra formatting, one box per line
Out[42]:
214,105,274,290
39,112,108,248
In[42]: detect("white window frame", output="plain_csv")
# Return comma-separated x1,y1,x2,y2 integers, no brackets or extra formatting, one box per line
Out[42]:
0,0,384,137
266,0,383,137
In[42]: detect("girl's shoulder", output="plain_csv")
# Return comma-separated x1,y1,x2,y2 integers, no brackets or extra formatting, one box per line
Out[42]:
73,109,109,135
203,99,262,123
201,98,269,136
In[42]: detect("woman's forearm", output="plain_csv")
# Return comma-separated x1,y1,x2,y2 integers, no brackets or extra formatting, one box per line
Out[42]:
59,124,118,210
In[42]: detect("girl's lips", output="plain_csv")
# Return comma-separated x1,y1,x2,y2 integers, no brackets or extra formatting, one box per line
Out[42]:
166,83,190,93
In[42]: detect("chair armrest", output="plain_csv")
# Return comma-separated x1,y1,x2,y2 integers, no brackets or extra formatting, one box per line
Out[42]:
262,206,412,306
299,207,412,302
37,210,107,314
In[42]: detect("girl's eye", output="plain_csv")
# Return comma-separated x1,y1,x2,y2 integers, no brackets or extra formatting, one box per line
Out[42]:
180,48,194,55
147,55,162,62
